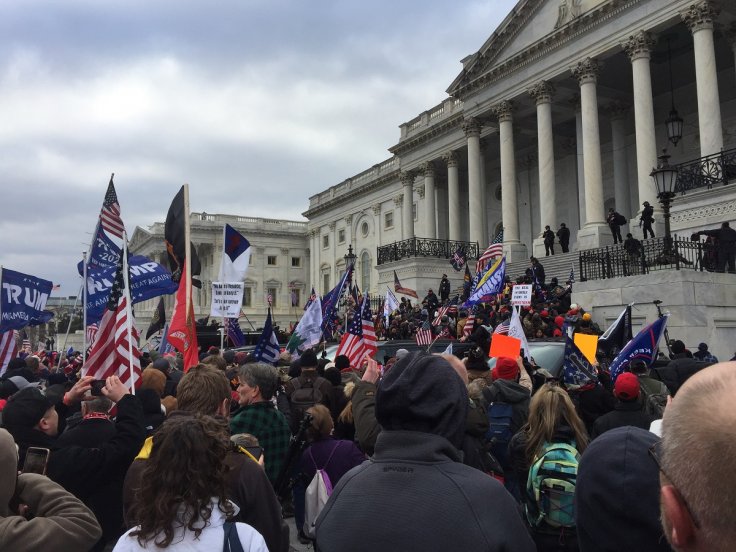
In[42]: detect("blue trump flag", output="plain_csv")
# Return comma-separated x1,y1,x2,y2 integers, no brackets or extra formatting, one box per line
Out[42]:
0,268,54,331
562,335,598,389
84,255,178,325
321,264,353,337
80,225,122,273
464,257,505,307
225,317,246,348
253,310,280,364
609,314,669,383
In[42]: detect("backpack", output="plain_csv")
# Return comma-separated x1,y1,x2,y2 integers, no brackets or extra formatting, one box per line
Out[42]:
290,376,326,432
485,402,514,466
525,442,579,529
303,442,341,539
615,213,627,225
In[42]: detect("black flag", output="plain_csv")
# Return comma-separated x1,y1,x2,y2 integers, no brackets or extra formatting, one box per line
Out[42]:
146,297,166,339
164,186,201,285
598,305,633,358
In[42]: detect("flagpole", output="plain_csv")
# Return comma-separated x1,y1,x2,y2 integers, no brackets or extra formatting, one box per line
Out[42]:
122,232,136,394
82,248,88,364
183,184,193,360
0,266,3,331
58,285,82,370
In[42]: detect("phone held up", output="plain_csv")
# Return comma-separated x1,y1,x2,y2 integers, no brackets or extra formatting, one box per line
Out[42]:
23,447,51,475
90,380,106,397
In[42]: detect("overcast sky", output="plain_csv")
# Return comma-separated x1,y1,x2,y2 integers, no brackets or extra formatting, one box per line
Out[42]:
0,0,516,294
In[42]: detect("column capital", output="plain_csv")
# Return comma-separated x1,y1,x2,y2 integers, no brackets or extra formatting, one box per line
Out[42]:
309,229,319,239
462,117,482,137
443,150,459,167
399,171,414,186
414,184,426,199
420,161,436,177
492,100,515,123
604,100,630,121
281,248,289,255
328,221,336,231
372,203,382,215
344,214,353,225
622,31,657,62
571,57,601,86
681,1,719,33
393,195,404,207
528,81,555,105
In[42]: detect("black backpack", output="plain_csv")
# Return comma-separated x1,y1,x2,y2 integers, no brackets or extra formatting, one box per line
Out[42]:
289,377,327,431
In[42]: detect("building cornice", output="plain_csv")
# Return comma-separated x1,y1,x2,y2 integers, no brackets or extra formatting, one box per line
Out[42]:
448,0,640,100
388,112,465,157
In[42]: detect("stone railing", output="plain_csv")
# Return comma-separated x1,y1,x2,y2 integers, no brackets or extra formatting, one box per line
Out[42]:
190,212,307,230
308,157,399,209
398,97,464,141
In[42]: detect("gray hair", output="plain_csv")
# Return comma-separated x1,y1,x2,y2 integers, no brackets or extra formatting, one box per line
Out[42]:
238,362,279,400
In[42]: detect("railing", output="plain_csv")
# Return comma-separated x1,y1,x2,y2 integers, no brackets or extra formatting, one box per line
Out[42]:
377,237,479,265
578,235,714,281
675,146,736,194
339,294,385,314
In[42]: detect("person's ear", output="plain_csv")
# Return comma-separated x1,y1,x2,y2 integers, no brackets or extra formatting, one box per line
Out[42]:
217,398,230,417
661,485,696,549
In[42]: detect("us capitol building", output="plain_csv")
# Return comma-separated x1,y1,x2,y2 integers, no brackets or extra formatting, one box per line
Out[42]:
131,0,736,360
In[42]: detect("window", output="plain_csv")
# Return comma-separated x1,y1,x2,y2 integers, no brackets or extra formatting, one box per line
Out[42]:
413,202,417,221
384,211,394,229
323,235,329,248
291,288,300,307
267,255,277,266
361,221,369,237
323,273,330,295
267,287,277,307
243,287,252,307
291,257,301,267
361,252,371,291
338,229,345,244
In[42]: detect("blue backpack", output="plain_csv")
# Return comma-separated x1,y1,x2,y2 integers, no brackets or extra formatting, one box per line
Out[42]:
485,402,514,466
525,442,579,529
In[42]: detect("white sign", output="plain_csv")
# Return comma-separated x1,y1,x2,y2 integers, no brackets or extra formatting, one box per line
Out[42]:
511,284,533,306
210,282,244,317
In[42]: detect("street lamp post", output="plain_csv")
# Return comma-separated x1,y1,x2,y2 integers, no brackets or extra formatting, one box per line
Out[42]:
650,149,679,263
344,244,357,269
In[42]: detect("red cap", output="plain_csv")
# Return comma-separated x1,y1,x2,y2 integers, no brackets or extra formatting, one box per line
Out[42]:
540,310,549,318
492,357,519,381
614,372,640,400
554,316,565,327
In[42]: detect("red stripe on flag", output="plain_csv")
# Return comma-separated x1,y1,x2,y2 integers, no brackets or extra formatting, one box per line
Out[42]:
0,331,18,376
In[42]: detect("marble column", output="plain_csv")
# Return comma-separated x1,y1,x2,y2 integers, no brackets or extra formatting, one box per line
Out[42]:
443,151,461,241
529,81,557,229
572,58,608,248
400,171,414,240
682,1,723,157
623,31,659,213
309,230,316,291
493,101,520,244
328,221,336,283
729,26,736,86
479,139,489,244
422,162,437,239
606,102,633,216
464,117,484,246
281,247,289,309
345,214,353,249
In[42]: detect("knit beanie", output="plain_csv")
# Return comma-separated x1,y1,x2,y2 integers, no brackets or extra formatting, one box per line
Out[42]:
492,357,519,381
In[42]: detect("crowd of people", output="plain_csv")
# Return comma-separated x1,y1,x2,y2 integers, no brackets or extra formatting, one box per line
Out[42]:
1,299,734,552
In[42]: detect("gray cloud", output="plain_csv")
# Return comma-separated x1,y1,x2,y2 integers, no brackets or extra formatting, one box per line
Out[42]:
0,0,514,294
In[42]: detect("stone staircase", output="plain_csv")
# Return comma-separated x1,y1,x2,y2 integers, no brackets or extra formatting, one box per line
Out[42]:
506,250,579,284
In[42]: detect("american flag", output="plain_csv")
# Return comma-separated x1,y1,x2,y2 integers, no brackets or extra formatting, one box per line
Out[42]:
335,296,376,367
304,287,317,311
476,230,504,274
0,330,18,376
394,270,418,299
83,252,141,389
569,263,575,285
86,323,99,346
21,332,31,353
432,306,449,326
463,308,476,338
415,327,433,346
99,175,125,239
450,246,466,271
266,293,273,307
494,320,510,335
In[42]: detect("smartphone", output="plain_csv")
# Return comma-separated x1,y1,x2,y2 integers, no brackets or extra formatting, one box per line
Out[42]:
23,447,51,475
90,380,106,397
245,446,263,460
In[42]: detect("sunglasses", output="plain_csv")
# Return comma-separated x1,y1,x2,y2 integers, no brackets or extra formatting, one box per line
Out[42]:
648,441,701,530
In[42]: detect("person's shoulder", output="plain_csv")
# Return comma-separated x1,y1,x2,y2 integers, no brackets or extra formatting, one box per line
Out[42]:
234,522,268,551
110,527,139,551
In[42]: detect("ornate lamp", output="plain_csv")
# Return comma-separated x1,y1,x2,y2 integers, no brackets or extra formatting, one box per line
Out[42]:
665,38,683,146
650,149,679,262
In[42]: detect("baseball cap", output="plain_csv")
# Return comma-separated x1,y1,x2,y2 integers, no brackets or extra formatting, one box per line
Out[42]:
7,376,40,392
614,372,640,401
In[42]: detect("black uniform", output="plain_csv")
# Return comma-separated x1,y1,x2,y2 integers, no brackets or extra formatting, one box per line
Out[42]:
557,225,570,253
701,224,736,273
439,276,451,302
607,210,624,244
542,229,555,256
640,204,655,239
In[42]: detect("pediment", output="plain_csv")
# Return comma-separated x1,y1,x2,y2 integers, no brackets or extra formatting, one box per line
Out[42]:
447,0,610,96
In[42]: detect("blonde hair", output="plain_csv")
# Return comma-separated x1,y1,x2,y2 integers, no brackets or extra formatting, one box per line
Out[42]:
306,404,334,441
524,384,589,462
337,382,356,425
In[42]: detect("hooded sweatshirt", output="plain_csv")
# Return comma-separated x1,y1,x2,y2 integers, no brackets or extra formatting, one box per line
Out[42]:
0,428,101,551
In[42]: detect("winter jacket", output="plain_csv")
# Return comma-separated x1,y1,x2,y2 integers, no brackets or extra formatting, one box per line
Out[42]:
592,400,654,439
113,499,267,552
352,381,381,456
123,437,289,552
299,437,366,488
655,355,712,396
481,380,531,441
315,431,536,552
0,428,101,551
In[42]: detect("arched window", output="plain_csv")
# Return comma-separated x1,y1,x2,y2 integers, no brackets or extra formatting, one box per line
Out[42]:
361,251,371,291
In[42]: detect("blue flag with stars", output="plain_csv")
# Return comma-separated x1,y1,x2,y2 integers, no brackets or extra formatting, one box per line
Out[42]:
562,335,598,389
253,309,280,364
